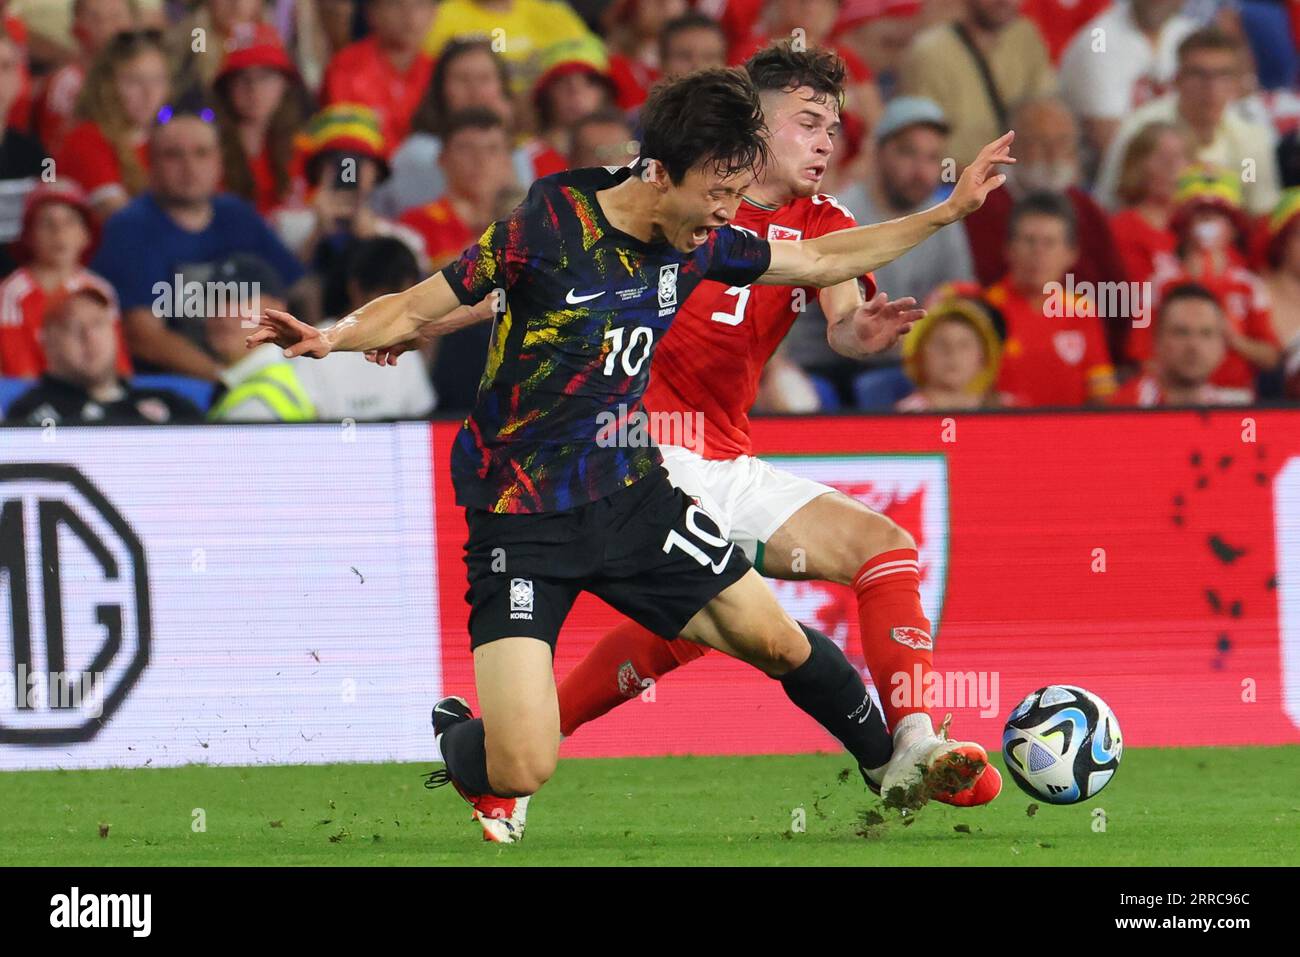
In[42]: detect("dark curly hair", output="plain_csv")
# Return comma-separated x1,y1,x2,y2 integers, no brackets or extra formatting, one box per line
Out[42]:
744,41,846,110
639,67,769,184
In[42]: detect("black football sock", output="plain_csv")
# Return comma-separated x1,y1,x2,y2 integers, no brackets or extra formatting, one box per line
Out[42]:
439,718,496,796
779,623,892,772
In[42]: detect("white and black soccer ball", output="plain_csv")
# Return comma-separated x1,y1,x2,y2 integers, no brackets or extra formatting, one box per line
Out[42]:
1002,685,1123,804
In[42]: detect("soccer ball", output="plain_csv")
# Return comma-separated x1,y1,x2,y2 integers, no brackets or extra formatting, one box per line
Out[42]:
1002,685,1123,804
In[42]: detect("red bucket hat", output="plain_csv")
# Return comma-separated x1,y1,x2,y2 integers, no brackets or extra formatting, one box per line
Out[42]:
16,181,97,264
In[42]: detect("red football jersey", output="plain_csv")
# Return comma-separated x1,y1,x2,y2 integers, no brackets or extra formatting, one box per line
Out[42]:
0,268,131,379
644,193,873,460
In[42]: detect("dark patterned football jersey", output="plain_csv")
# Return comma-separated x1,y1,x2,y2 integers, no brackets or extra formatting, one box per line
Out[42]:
441,166,772,513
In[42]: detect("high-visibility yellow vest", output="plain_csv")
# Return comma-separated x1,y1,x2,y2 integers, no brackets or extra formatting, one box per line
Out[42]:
208,363,317,422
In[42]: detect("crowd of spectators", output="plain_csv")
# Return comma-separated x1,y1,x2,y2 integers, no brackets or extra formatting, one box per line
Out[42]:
1,0,1299,425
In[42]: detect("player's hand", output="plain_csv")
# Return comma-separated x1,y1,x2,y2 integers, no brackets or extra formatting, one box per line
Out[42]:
946,131,1016,221
245,308,333,359
365,337,420,366
846,292,924,353
364,293,499,366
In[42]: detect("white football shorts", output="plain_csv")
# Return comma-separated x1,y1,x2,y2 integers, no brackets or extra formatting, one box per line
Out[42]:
658,443,836,566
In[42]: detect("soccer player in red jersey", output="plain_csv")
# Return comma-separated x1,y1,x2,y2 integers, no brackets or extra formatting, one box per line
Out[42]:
550,44,1002,810
369,46,1003,826
267,67,1012,843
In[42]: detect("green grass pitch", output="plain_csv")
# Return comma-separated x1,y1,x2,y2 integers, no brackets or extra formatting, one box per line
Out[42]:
1,746,1296,866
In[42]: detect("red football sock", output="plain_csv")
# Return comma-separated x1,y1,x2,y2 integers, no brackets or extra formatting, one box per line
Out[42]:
557,619,709,737
852,548,934,733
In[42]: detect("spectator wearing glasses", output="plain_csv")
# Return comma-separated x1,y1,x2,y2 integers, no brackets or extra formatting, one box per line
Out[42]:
55,28,169,222
4,287,201,425
1096,27,1281,216
90,110,305,380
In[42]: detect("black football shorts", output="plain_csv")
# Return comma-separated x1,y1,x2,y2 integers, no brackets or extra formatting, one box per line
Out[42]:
462,466,751,649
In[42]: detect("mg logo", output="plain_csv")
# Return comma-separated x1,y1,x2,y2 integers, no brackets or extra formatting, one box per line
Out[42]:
0,464,150,743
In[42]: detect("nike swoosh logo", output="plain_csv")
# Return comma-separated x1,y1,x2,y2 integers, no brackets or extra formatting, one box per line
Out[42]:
710,543,735,574
566,289,606,304
433,706,461,718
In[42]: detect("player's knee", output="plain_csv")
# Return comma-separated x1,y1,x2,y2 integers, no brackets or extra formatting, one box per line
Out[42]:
752,618,810,676
876,517,916,554
851,512,915,568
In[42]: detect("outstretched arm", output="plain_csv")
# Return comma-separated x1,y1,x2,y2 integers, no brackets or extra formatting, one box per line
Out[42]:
759,132,1014,289
246,272,496,358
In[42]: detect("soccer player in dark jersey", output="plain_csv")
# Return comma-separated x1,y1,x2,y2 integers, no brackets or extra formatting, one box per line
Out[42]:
249,69,1013,843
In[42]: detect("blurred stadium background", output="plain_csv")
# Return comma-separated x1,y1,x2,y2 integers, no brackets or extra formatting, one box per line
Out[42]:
1,0,1299,792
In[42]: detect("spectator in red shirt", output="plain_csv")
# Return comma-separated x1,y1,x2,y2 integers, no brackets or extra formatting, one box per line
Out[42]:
1108,120,1190,364
57,29,169,222
5,287,201,425
1110,120,1190,286
33,0,135,155
399,109,516,268
986,192,1117,406
1136,165,1281,393
659,12,728,81
0,183,128,379
601,0,686,111
963,96,1129,354
213,25,305,214
531,35,617,162
320,0,435,155
1110,282,1251,406
896,293,1013,411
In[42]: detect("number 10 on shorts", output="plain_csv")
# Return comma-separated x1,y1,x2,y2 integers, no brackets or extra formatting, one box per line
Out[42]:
663,504,734,574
